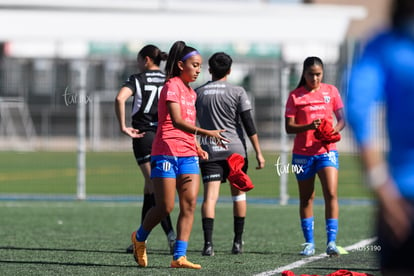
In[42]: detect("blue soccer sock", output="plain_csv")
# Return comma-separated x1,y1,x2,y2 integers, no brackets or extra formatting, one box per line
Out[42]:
173,240,188,260
326,218,338,244
301,217,314,244
136,225,150,242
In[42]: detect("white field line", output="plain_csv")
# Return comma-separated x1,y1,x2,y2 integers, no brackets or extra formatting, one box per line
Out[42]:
254,237,378,276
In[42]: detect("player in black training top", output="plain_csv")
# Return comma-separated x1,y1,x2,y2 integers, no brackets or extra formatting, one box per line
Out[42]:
115,44,176,254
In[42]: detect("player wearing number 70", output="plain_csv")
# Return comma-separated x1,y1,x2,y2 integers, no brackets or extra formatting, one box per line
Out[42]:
115,44,176,254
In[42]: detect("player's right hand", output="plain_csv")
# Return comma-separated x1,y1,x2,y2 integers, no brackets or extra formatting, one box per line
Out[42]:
312,118,322,129
123,127,145,138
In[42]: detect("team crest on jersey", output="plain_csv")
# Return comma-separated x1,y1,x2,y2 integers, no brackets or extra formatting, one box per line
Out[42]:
323,96,331,103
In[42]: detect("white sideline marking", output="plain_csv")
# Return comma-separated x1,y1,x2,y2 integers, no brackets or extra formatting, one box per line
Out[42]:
254,237,378,276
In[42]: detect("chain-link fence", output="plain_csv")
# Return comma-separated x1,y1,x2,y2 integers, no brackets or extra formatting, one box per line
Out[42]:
0,40,386,154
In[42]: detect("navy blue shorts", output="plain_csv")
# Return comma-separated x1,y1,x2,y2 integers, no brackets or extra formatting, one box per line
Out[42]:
377,200,414,271
132,130,155,165
200,158,248,183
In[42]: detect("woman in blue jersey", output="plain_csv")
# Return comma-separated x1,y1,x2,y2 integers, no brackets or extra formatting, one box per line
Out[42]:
347,0,414,274
115,44,176,254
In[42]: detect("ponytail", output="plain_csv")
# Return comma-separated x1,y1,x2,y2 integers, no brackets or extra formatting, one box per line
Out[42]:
165,41,199,80
137,44,168,66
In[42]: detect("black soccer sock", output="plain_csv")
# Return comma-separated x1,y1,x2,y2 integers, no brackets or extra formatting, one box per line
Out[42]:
234,216,245,243
141,193,153,224
150,193,175,236
202,218,214,245
160,215,175,236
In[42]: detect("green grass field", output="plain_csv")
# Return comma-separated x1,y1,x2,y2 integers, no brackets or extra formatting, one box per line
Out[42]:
0,151,380,275
0,151,371,199
0,201,380,276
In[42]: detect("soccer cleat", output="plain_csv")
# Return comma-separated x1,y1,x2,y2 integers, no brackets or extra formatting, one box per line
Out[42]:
202,242,214,256
326,241,340,257
300,243,315,256
232,241,243,254
131,231,148,267
170,256,202,269
126,244,133,253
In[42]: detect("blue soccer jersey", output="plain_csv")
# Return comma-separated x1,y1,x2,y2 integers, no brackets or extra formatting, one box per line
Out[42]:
347,28,414,198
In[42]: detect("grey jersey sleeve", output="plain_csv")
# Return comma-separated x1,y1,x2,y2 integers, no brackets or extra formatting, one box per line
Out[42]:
237,87,252,113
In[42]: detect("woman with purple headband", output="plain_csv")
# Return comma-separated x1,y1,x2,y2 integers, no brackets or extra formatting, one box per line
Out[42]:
130,41,228,269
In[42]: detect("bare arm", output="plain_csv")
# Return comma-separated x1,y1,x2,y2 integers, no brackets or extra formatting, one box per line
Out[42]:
360,146,413,243
167,101,229,144
239,110,265,169
333,108,346,133
248,134,265,169
115,87,144,138
285,116,321,134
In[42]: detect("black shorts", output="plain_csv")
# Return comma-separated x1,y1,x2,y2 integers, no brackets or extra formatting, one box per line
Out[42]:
377,200,414,271
132,130,155,165
199,158,248,184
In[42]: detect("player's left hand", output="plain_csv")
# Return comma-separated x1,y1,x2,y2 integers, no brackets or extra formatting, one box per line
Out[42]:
197,148,209,160
377,181,414,244
256,153,265,169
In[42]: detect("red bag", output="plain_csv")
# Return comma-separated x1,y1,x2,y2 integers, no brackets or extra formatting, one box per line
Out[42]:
226,153,254,192
282,270,374,276
327,270,374,276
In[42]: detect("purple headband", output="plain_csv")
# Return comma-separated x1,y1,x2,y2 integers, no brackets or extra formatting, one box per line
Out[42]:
181,50,200,62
